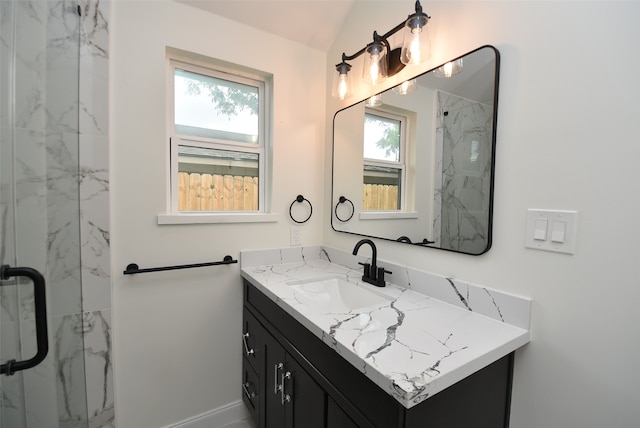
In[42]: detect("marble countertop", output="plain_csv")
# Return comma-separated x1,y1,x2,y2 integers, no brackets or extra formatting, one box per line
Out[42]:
240,246,531,409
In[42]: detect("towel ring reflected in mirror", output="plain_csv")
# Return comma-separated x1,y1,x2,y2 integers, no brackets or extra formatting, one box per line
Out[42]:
334,196,355,222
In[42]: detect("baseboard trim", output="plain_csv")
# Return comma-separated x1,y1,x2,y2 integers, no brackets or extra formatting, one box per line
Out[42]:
169,400,249,428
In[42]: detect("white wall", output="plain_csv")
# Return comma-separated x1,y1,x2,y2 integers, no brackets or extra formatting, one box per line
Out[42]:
110,1,326,426
325,1,640,427
110,1,640,427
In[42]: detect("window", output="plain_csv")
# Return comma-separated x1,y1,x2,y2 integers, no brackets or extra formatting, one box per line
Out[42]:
363,110,406,211
166,53,271,219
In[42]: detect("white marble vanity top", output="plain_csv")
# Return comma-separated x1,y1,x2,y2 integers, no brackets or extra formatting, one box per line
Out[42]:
240,246,531,409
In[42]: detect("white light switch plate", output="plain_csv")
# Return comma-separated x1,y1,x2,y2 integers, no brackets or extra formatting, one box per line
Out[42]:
290,227,301,246
525,209,577,254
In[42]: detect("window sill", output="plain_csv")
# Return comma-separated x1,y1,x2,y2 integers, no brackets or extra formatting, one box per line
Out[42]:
157,212,278,225
359,211,418,220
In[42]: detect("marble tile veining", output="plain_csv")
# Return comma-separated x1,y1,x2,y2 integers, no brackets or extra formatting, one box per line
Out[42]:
241,246,531,408
433,91,493,253
0,0,112,426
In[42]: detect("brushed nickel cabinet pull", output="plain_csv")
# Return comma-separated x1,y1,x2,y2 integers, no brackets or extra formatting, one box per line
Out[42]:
274,363,284,394
242,332,254,356
242,382,255,400
281,371,292,405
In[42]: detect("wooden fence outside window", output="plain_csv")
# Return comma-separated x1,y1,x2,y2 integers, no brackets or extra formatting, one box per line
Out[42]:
179,173,397,212
363,184,399,210
178,172,258,211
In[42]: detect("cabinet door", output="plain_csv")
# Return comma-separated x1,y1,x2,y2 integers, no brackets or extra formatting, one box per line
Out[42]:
284,356,326,428
242,307,262,372
264,329,287,428
327,397,359,428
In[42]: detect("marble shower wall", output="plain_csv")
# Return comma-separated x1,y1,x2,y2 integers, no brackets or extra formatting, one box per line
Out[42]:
433,91,493,254
78,0,112,426
0,1,112,427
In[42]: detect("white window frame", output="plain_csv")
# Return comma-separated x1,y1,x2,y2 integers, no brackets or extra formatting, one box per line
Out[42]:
158,51,276,224
363,108,408,212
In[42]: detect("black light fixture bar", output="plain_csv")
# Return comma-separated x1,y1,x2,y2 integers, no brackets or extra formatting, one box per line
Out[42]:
341,1,429,61
340,20,405,63
333,0,431,99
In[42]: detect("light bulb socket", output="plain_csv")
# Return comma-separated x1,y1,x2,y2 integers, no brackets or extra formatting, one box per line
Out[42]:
335,61,351,75
406,13,429,31
406,1,430,31
366,41,385,57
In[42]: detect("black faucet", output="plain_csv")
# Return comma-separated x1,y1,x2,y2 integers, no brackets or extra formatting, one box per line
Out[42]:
352,239,391,287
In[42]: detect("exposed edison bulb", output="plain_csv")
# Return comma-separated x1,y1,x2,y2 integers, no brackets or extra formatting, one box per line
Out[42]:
333,61,353,99
407,29,423,65
363,38,387,86
337,74,348,100
400,10,430,66
369,54,381,85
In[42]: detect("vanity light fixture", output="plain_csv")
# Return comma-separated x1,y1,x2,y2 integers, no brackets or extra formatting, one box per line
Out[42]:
332,0,431,100
434,59,464,78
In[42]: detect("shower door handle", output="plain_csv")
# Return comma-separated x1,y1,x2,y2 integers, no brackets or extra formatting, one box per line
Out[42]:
0,265,49,376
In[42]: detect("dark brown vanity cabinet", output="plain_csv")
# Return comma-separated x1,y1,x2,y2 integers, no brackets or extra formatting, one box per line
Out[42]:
242,280,515,428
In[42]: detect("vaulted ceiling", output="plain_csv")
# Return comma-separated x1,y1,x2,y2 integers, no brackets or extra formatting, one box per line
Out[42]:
176,0,356,51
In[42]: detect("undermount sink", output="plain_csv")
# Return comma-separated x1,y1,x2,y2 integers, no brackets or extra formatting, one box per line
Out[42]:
287,276,392,313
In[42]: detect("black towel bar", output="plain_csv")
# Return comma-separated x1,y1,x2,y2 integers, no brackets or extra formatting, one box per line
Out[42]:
123,255,237,275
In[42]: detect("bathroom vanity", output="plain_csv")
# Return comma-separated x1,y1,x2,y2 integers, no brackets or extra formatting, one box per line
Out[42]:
240,246,531,428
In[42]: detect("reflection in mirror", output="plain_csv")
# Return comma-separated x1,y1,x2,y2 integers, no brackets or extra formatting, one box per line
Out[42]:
332,45,499,255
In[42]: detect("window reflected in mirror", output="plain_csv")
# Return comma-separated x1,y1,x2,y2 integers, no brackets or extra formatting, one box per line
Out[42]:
363,112,405,211
332,45,500,255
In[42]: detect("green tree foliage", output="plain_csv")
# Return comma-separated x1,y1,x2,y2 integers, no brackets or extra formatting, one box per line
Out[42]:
365,114,400,160
186,80,258,119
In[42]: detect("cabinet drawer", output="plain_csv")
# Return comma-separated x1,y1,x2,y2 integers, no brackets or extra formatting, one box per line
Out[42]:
242,359,260,425
242,307,262,373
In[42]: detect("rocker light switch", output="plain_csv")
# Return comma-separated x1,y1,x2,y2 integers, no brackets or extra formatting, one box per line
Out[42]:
551,221,566,243
534,219,548,240
525,209,577,254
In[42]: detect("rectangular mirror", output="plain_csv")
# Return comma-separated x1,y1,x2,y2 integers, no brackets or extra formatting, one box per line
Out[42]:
332,45,500,255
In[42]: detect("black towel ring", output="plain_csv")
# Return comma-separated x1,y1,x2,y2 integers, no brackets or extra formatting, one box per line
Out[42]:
334,196,354,222
289,195,313,224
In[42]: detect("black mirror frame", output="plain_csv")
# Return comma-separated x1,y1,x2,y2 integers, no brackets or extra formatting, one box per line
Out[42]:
331,45,500,256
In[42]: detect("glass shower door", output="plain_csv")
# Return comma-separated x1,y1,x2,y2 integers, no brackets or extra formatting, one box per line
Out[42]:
1,0,89,426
